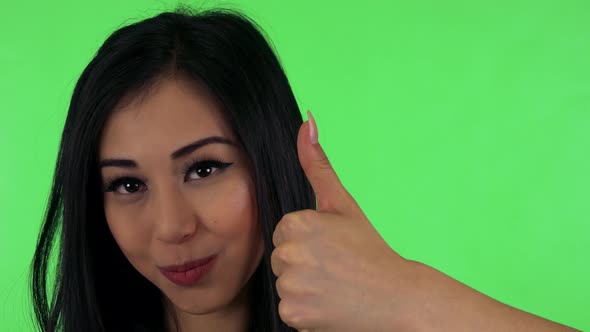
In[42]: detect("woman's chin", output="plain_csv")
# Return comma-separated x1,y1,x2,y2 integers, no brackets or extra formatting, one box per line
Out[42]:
162,287,225,315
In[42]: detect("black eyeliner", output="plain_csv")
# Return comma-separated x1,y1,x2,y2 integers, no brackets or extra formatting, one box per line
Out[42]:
103,176,144,192
101,157,233,193
182,156,233,180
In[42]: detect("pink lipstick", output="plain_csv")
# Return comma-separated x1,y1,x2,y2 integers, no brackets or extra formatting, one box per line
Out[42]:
159,255,217,287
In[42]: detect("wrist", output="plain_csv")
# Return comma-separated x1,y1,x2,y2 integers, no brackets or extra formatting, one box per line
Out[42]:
390,259,463,332
382,259,435,332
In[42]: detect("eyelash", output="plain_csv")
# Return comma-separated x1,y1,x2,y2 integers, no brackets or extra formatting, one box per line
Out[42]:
103,156,233,194
182,156,233,180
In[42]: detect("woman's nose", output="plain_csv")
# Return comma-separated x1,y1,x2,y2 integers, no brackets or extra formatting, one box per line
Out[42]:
152,186,199,244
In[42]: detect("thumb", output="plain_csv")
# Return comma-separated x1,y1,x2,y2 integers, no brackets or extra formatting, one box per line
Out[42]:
297,110,354,213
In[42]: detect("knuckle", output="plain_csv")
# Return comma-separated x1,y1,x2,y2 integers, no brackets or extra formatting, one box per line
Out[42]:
279,216,303,234
280,211,298,222
317,157,333,171
278,300,304,328
276,210,317,239
300,209,318,220
275,276,284,298
274,245,293,263
275,275,290,295
270,251,281,276
282,209,316,222
272,228,283,247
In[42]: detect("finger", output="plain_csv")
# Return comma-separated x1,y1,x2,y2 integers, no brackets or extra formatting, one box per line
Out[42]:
272,223,284,248
271,246,286,277
297,110,355,214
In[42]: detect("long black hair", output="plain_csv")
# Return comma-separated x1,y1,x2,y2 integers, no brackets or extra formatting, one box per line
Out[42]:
30,6,315,332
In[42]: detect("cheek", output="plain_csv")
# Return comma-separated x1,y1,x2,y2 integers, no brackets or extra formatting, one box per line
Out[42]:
207,176,258,237
103,199,152,266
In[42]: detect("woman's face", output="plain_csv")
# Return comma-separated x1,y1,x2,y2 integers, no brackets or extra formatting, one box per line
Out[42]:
99,76,264,317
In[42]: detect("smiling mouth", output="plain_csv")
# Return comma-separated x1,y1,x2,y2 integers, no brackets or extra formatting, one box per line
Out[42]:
159,255,218,286
160,254,217,272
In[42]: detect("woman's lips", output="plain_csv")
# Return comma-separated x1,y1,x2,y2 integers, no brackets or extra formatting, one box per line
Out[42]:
159,255,217,286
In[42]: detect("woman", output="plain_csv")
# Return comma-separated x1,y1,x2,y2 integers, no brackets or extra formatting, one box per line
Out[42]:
30,6,578,332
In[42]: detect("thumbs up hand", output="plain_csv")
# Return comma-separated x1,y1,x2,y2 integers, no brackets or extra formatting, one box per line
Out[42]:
271,111,411,332
271,112,583,332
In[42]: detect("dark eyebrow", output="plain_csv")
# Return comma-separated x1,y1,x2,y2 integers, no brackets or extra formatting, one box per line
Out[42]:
99,136,237,169
99,159,137,169
170,136,237,159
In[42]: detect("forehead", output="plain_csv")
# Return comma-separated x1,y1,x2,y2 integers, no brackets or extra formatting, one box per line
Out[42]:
99,77,235,158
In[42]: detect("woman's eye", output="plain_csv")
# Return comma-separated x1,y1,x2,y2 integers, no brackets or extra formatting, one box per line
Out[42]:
185,160,232,181
105,178,146,194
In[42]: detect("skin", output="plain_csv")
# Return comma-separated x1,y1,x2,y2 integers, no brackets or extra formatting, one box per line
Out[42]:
97,73,579,332
270,112,579,332
99,75,264,332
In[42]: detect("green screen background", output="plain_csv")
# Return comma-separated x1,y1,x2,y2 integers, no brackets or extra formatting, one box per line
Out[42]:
1,0,588,330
